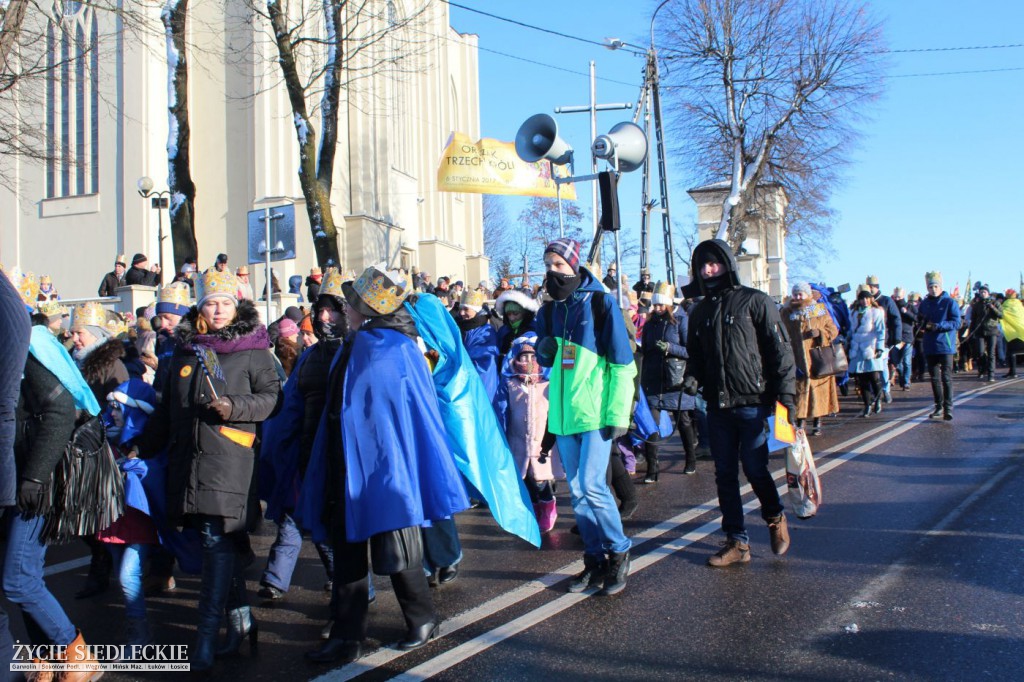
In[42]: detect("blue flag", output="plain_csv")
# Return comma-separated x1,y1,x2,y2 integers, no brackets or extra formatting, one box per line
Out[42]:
406,295,541,548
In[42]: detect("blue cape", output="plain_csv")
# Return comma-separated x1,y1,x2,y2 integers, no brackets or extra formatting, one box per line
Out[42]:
28,326,100,415
462,321,500,401
297,326,469,543
408,295,541,548
259,348,311,523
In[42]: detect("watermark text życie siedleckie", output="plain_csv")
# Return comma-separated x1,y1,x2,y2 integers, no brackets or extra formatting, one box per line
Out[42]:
11,642,190,673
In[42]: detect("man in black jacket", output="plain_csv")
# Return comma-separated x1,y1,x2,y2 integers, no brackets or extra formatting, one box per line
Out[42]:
969,284,1003,382
683,239,796,567
892,287,917,390
97,255,127,296
867,275,901,403
124,253,158,286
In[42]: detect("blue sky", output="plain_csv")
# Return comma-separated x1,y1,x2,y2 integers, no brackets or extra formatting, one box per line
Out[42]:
447,0,1024,298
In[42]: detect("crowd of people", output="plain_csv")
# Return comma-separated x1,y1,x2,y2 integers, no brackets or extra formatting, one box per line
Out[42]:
0,238,1021,678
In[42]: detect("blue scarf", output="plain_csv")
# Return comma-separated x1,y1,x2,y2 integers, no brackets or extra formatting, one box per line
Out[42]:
27,326,100,415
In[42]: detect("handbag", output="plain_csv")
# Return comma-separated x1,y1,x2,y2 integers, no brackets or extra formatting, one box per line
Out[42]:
809,342,848,379
369,525,424,576
786,429,822,519
664,357,686,391
41,415,125,544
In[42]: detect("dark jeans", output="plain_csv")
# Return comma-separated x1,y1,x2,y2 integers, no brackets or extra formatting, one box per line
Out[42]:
927,354,955,409
422,517,461,573
856,371,883,408
261,513,334,591
0,508,77,646
328,521,434,642
707,406,783,545
975,335,998,378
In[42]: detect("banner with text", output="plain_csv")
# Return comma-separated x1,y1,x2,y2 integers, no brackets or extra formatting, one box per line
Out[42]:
437,132,577,200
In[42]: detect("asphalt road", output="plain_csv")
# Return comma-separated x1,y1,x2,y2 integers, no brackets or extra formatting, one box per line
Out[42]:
13,373,1024,681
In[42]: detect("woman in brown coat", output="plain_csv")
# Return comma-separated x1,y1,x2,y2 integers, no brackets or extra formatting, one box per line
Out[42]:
782,282,839,436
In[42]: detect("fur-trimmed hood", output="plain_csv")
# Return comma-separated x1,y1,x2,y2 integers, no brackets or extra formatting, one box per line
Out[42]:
175,299,271,352
495,289,540,317
79,338,126,387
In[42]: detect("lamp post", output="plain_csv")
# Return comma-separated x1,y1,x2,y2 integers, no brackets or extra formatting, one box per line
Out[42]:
137,176,170,275
606,0,677,287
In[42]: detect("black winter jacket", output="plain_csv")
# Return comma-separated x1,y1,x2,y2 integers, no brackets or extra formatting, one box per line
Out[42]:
969,297,1003,337
98,271,123,297
682,240,796,409
894,298,917,344
639,310,694,412
138,300,281,533
874,293,902,347
16,355,77,484
295,338,341,474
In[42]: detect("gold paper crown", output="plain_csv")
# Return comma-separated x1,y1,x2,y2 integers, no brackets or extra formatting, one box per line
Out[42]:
37,299,68,318
196,268,239,303
653,280,674,299
159,282,192,307
39,275,52,285
925,271,942,285
348,266,409,315
17,273,39,306
104,310,130,337
461,289,486,309
71,301,108,330
320,270,345,298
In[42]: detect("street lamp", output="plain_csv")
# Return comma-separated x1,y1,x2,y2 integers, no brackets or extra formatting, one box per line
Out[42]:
604,0,677,287
137,176,170,275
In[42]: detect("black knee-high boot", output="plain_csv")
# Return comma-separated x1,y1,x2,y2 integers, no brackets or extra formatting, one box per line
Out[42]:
642,441,659,483
193,539,236,671
216,552,258,658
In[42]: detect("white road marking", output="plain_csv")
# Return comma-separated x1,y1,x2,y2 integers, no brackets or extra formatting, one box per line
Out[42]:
317,379,1019,681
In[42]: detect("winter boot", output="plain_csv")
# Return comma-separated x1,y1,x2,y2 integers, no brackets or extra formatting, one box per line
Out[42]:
217,572,258,658
75,543,111,599
767,513,791,555
928,404,943,419
597,551,630,596
534,499,558,534
567,553,606,593
122,617,153,658
707,539,751,567
192,545,236,671
642,442,659,483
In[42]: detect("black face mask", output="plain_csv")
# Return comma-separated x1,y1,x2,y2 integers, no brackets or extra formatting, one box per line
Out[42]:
702,273,727,293
545,271,581,301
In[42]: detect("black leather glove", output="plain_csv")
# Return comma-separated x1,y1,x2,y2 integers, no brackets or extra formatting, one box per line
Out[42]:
205,397,233,421
536,337,558,367
599,426,628,441
779,397,797,426
875,348,884,359
682,376,700,396
17,478,48,516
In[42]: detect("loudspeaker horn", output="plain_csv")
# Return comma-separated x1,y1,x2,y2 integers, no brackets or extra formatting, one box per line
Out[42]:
591,121,648,173
515,113,574,166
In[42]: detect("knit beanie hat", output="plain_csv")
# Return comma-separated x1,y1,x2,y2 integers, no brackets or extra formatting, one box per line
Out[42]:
543,238,581,274
791,281,812,297
278,318,299,338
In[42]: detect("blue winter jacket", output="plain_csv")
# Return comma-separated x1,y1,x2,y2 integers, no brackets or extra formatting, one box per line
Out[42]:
918,292,961,356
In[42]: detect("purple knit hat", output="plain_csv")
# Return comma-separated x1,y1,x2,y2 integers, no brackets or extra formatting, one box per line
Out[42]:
543,238,581,274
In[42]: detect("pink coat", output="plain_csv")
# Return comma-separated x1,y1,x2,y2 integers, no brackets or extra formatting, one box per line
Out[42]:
503,376,563,482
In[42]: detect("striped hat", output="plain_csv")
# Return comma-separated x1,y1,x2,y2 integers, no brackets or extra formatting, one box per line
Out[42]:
543,238,581,274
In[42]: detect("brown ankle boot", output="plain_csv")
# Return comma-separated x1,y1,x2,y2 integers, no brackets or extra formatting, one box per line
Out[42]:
59,630,104,682
767,513,791,555
707,539,750,567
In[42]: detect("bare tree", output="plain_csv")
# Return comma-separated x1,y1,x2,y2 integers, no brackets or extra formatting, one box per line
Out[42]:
658,0,886,257
245,0,430,268
162,0,198,270
482,195,514,280
0,2,152,177
514,197,586,282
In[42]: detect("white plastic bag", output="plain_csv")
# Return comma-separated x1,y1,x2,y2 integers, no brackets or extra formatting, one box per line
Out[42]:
786,428,822,519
